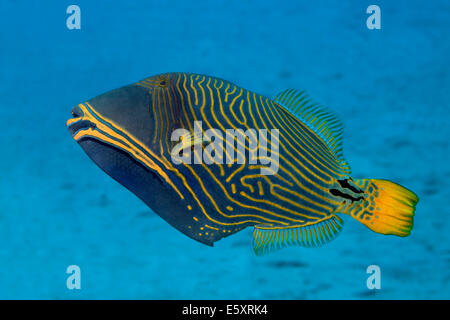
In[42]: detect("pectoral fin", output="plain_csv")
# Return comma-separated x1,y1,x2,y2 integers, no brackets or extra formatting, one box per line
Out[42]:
171,131,206,155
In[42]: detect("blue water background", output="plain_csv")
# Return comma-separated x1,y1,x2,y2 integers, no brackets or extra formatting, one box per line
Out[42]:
0,0,449,299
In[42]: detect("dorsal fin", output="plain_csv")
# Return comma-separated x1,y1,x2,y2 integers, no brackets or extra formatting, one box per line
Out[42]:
274,88,350,174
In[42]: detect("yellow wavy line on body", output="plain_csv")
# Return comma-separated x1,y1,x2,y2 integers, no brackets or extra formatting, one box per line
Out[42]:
136,80,159,88
207,88,257,180
186,75,225,166
242,174,333,213
226,162,246,183
183,73,197,123
245,91,260,142
161,88,171,155
204,224,219,231
183,161,305,224
151,87,159,144
249,148,337,204
241,175,332,218
157,88,165,154
193,75,225,174
192,76,225,168
224,83,236,102
271,184,332,215
216,83,278,163
198,155,317,224
229,88,246,125
175,74,192,131
239,191,312,223
240,92,250,126
241,179,255,193
195,75,206,108
201,78,232,163
225,90,275,183
247,165,294,187
213,80,249,163
246,93,333,198
254,93,335,186
164,87,176,126
210,78,266,165
190,74,199,105
176,75,226,178
279,164,339,205
271,100,345,173
181,161,291,225
257,181,264,196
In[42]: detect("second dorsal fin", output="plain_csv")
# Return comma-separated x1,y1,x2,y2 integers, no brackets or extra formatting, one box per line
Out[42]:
274,88,350,174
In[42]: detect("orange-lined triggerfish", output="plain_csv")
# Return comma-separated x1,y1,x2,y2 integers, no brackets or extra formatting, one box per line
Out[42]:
66,72,419,255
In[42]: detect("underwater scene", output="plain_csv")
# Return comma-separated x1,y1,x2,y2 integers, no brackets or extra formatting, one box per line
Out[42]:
0,0,449,299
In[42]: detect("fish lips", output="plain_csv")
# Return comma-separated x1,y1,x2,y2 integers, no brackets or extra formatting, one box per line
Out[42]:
66,118,97,137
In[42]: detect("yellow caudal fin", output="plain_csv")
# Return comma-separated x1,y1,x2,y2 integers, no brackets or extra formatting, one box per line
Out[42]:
350,179,418,236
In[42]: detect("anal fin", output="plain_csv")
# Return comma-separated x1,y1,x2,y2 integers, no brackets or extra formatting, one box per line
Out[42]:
252,215,344,255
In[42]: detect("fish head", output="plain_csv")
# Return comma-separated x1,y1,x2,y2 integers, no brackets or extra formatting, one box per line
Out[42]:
65,74,189,221
66,82,158,175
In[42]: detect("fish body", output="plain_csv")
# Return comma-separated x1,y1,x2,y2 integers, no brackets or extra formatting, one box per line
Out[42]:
67,72,418,254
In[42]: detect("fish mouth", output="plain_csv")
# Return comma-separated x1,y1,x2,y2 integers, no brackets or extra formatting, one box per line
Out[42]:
67,119,96,136
66,105,96,137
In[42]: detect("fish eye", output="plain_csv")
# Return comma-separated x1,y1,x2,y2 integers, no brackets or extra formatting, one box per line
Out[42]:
157,76,169,88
